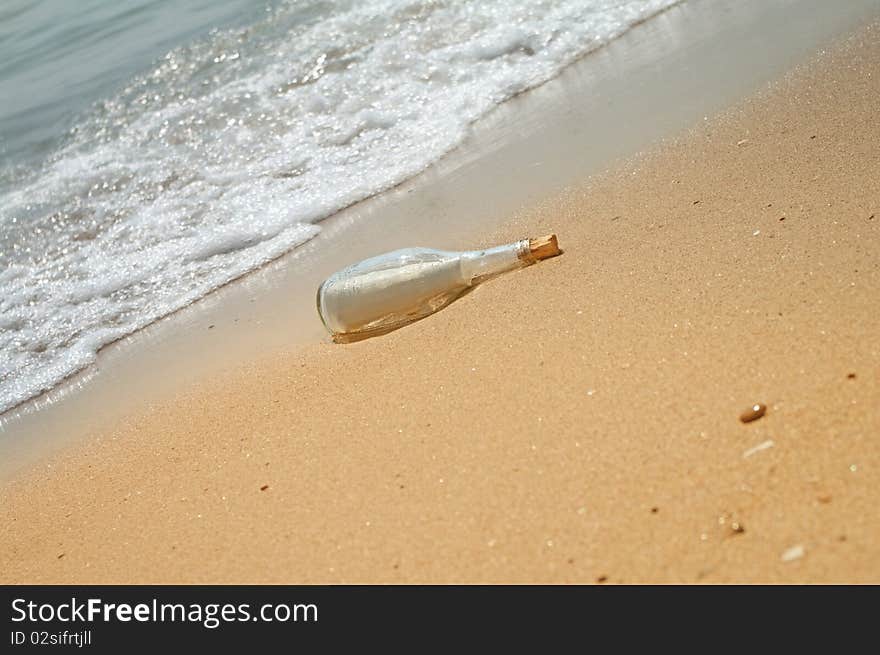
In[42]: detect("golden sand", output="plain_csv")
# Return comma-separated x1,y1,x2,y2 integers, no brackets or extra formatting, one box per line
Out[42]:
2,25,878,584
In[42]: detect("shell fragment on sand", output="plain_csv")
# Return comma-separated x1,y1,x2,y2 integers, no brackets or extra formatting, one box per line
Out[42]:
781,544,805,562
743,439,775,458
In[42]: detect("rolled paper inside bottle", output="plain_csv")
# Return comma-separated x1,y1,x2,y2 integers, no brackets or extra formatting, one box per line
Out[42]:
318,258,466,336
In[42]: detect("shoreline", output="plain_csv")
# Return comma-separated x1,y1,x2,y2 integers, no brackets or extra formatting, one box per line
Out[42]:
3,0,879,479
2,16,879,583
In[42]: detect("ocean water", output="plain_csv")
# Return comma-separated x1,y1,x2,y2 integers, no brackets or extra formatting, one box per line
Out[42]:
0,0,680,413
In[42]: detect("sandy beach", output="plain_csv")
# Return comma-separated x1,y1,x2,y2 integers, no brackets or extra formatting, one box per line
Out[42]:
3,17,879,584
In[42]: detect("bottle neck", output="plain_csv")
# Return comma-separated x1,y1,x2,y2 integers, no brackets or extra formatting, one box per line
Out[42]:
459,240,530,284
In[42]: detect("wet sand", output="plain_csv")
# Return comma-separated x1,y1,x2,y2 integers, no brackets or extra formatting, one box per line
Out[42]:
2,23,879,584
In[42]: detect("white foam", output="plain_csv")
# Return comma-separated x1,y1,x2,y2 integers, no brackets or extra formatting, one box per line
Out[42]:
0,0,680,413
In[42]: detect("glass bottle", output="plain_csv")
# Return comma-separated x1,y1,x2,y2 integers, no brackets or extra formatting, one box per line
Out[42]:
316,234,560,342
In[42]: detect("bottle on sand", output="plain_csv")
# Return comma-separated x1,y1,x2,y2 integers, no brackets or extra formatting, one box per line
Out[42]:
316,234,560,342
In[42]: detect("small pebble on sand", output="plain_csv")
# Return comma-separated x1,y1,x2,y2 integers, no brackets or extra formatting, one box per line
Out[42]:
740,403,767,423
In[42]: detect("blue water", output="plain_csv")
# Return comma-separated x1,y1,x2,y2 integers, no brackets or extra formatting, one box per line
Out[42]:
0,0,681,413
0,0,270,166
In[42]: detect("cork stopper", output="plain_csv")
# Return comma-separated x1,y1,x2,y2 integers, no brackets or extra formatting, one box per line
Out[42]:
522,234,561,262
